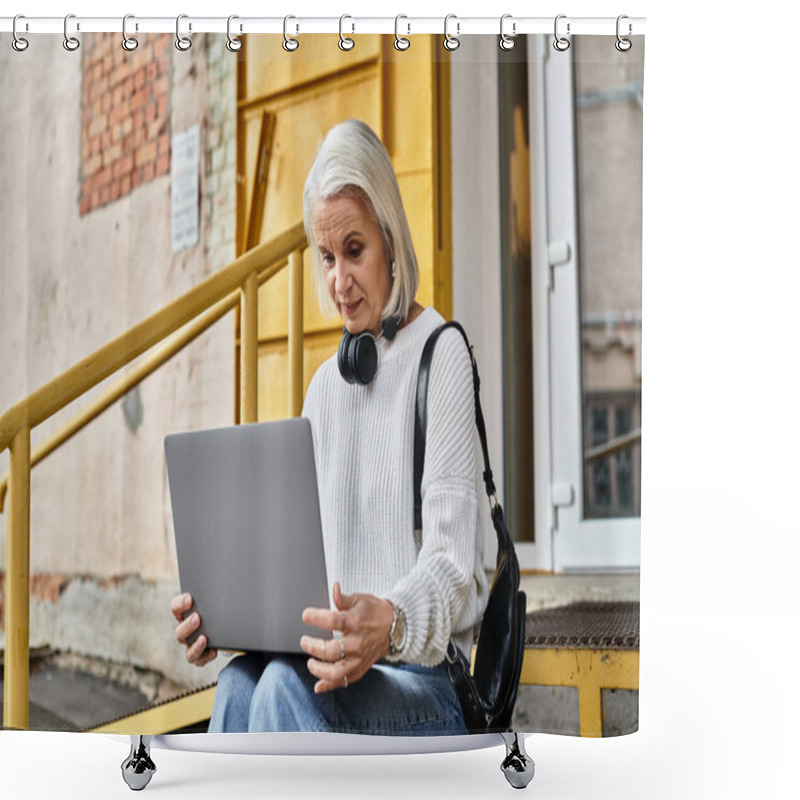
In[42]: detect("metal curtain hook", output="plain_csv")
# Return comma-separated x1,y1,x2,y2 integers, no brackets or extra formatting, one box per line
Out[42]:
283,15,299,51
339,15,355,51
499,14,516,51
615,14,632,52
63,13,80,51
175,14,192,51
394,15,410,51
227,15,243,52
122,14,139,51
443,14,460,51
553,14,570,52
12,14,29,52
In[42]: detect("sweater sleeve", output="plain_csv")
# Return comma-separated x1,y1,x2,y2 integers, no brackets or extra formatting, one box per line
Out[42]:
386,328,488,665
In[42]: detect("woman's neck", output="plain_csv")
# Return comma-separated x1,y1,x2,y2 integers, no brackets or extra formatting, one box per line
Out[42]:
399,302,424,332
372,302,424,339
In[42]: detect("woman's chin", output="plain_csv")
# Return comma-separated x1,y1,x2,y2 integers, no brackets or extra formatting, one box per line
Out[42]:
342,320,365,335
342,315,374,336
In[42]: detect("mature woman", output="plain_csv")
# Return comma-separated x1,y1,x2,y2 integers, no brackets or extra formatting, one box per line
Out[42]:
171,119,488,735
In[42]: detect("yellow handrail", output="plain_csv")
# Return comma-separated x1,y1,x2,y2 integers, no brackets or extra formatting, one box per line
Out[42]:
0,222,307,729
288,250,305,417
0,294,236,513
0,222,304,453
0,260,290,513
241,271,260,424
4,427,30,729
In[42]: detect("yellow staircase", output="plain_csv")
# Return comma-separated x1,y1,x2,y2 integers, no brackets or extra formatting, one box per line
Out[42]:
0,223,307,730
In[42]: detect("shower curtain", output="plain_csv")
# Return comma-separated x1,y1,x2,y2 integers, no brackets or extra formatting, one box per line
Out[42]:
0,21,643,744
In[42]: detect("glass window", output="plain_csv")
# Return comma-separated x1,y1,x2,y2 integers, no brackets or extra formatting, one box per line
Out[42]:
574,37,644,522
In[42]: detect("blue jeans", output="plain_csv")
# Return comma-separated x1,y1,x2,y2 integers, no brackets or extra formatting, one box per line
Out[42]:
208,653,468,736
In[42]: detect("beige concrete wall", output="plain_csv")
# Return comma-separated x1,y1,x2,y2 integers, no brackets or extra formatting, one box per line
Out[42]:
0,34,236,688
574,36,644,526
575,36,644,320
574,34,644,400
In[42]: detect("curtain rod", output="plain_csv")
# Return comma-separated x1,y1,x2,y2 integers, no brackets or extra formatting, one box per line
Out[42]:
0,16,646,37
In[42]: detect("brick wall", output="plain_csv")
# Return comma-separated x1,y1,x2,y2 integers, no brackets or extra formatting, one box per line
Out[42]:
80,34,172,215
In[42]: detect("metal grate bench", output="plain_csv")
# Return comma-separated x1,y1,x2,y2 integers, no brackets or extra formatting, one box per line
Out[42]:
520,601,640,737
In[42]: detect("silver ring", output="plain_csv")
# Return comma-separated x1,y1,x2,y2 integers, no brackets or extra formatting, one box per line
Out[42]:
339,639,345,661
615,15,632,52
443,14,460,51
320,640,327,662
283,15,299,52
499,14,516,51
394,15,410,51
226,15,243,52
122,15,138,51
63,13,80,52
553,14,570,52
12,15,29,52
339,15,355,51
343,675,348,689
175,14,192,51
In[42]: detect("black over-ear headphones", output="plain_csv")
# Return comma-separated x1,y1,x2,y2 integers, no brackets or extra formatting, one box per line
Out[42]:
337,317,400,385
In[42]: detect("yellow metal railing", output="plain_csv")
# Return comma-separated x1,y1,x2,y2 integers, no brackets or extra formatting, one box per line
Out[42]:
0,222,307,729
519,648,639,737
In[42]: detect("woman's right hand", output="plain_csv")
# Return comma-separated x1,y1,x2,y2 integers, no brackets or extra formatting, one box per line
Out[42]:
171,593,218,666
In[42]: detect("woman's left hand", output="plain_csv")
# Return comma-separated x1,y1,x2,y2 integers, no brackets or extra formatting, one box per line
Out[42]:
301,581,394,693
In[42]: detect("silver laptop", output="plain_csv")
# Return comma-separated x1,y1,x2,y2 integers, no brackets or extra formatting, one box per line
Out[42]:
165,418,330,654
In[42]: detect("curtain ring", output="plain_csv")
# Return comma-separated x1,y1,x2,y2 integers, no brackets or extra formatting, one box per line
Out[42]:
394,15,410,51
227,15,243,52
615,15,632,52
553,14,570,52
12,15,29,52
443,14,460,51
122,14,138,51
339,15,355,51
175,14,192,51
499,14,516,51
63,13,80,51
283,15,299,51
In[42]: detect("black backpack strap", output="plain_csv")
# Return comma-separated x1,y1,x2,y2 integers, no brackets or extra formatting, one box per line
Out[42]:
413,321,496,531
414,321,526,733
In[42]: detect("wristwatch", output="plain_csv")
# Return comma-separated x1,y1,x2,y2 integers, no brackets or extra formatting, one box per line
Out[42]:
389,602,407,657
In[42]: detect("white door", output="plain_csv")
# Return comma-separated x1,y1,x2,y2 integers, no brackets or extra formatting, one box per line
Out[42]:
537,36,643,572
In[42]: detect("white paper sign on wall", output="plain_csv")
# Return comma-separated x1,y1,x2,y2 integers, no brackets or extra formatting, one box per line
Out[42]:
171,124,201,253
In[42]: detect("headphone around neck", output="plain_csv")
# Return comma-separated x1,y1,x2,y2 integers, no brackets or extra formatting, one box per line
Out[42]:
337,316,400,385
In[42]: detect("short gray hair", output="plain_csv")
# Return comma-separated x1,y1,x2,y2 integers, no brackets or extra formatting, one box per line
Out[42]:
303,119,419,322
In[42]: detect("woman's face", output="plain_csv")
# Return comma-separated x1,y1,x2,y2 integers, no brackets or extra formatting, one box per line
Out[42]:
313,194,391,337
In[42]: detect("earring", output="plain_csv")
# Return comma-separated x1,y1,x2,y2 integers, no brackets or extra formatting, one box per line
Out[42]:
391,260,396,280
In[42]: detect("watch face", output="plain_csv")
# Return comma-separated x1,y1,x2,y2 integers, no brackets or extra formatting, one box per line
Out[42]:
394,609,407,651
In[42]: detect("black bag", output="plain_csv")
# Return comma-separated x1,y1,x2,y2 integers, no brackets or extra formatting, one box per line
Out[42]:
413,321,526,733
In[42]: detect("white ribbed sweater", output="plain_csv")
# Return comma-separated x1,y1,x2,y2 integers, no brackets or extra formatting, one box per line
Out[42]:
302,307,488,665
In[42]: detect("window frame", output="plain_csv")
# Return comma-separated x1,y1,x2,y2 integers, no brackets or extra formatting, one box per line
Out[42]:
531,35,641,573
